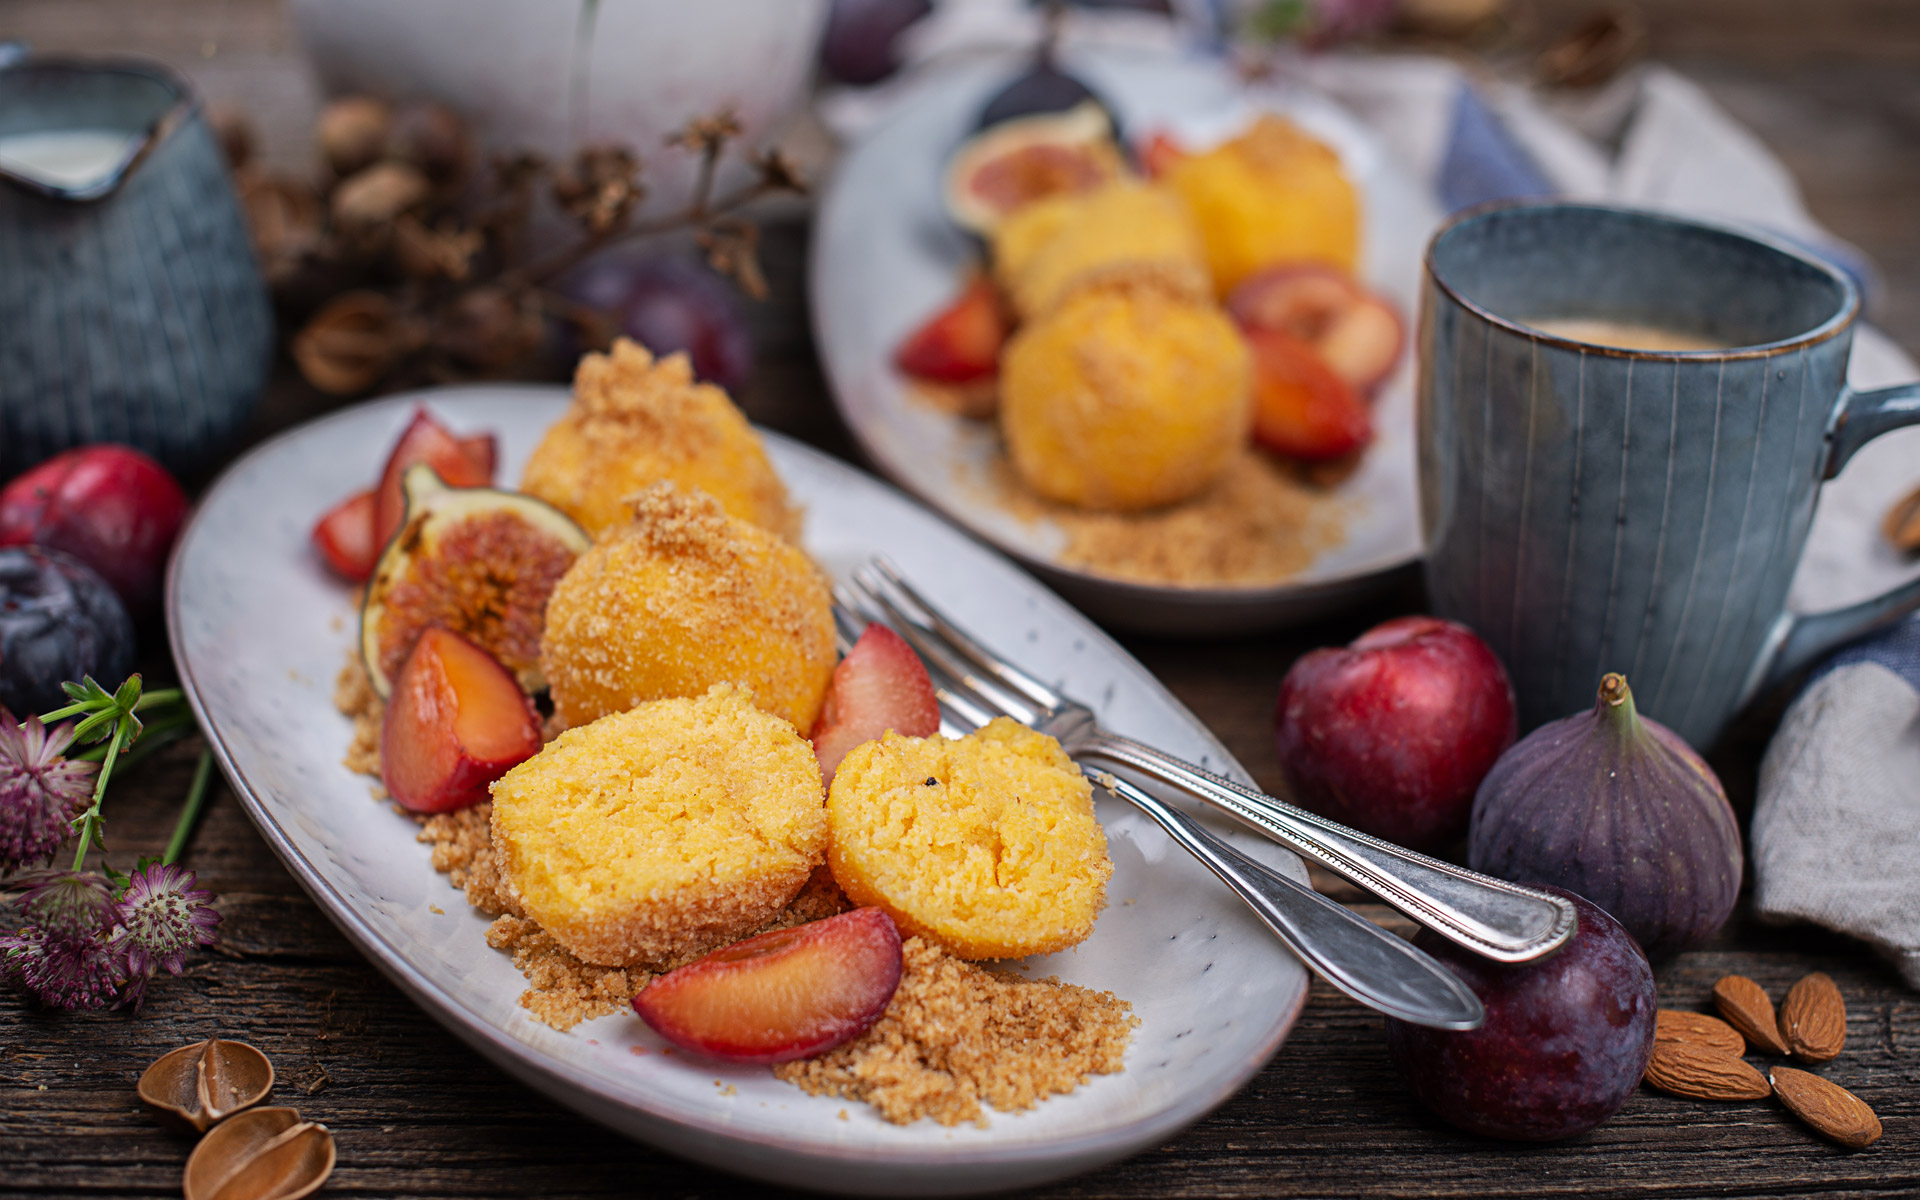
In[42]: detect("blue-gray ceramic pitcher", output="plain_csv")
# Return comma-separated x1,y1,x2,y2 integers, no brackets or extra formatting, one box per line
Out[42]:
1419,202,1920,748
0,55,272,478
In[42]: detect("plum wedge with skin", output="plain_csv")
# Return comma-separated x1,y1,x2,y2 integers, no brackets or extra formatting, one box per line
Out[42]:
633,908,904,1064
381,626,541,813
810,624,941,786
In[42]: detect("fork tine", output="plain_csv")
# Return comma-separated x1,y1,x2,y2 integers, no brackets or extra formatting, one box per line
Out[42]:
871,557,1064,711
830,597,867,657
849,567,1045,727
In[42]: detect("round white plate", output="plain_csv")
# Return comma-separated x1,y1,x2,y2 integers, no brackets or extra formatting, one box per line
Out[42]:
167,386,1311,1196
812,47,1442,635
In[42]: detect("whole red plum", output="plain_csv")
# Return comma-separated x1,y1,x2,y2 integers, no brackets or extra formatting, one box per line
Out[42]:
1384,887,1656,1141
1273,615,1515,851
0,445,189,620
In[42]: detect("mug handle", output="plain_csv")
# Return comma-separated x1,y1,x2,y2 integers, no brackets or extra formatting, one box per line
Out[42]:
1744,380,1920,699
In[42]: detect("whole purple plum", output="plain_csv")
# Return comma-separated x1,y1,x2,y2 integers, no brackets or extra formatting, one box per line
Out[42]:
1384,888,1655,1141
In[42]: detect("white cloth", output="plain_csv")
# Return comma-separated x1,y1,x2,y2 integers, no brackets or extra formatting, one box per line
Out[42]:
1756,658,1920,987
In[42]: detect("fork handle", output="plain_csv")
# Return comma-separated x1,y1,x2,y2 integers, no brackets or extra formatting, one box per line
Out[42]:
1081,734,1576,964
1101,774,1483,1029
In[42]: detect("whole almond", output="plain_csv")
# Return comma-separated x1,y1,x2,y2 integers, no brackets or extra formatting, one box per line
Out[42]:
1778,972,1846,1062
1770,1066,1882,1148
1713,974,1789,1056
1643,1041,1773,1101
1655,1009,1746,1057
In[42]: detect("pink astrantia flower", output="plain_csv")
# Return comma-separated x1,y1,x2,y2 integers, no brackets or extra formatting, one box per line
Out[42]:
0,924,123,1011
114,862,221,981
0,712,98,872
0,870,123,1011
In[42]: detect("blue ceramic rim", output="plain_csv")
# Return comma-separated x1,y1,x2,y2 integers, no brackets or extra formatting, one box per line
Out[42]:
1423,199,1862,361
0,55,198,203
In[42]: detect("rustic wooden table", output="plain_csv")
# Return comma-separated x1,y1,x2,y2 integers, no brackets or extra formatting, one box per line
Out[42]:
5,3,1918,1197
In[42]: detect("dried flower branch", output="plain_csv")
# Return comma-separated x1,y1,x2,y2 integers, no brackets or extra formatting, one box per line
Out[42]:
243,98,805,397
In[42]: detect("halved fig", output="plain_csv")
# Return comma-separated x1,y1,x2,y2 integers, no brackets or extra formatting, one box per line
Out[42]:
360,464,590,698
945,101,1125,234
1227,266,1405,394
382,627,541,813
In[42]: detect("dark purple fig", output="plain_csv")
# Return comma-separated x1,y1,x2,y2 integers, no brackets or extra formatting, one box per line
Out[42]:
1386,888,1657,1142
1468,673,1741,959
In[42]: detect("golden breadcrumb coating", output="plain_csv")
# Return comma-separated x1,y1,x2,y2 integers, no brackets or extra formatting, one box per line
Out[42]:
1000,286,1251,511
1161,114,1360,295
521,338,800,540
540,483,837,732
827,719,1112,960
990,180,1210,320
489,685,829,967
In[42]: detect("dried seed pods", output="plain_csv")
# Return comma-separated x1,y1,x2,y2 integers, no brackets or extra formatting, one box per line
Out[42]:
1712,974,1789,1056
1778,972,1846,1063
1770,1067,1882,1149
183,1106,336,1200
138,1039,275,1133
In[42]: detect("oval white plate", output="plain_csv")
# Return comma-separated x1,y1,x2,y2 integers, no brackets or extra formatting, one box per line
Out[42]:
168,386,1311,1196
812,47,1442,635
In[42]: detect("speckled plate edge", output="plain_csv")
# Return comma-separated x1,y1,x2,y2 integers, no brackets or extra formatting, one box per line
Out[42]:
165,385,1311,1196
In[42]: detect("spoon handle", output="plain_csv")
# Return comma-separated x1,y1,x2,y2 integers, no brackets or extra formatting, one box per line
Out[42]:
1100,774,1483,1030
1081,734,1576,964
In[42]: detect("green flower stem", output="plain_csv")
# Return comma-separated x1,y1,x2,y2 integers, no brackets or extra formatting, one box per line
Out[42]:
164,751,215,865
70,721,130,871
134,688,182,712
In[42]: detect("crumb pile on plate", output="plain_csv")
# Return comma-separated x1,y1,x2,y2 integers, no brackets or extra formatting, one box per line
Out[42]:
331,339,1134,1124
775,936,1137,1128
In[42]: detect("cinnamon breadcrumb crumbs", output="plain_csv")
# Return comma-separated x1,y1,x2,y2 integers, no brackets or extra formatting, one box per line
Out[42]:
477,867,849,1030
990,447,1348,586
774,937,1137,1126
334,654,384,779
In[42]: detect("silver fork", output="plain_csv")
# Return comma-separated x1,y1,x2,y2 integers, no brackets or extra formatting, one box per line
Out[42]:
840,558,1577,966
831,583,1487,1031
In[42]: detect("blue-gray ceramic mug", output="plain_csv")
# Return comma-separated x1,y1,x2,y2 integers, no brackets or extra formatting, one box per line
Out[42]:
1419,202,1920,748
0,55,272,478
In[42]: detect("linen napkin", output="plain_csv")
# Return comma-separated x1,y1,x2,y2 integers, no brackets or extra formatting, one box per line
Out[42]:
1755,617,1920,988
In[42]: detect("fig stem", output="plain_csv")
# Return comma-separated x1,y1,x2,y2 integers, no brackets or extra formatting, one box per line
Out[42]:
165,750,215,865
1596,672,1641,742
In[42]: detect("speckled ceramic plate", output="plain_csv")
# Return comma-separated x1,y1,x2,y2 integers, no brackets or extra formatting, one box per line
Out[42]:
812,48,1442,635
166,386,1311,1196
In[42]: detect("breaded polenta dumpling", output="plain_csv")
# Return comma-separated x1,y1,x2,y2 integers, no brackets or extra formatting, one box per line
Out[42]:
990,180,1210,320
827,718,1111,960
1160,114,1359,295
490,685,829,967
522,338,800,540
541,483,836,732
1001,286,1251,511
